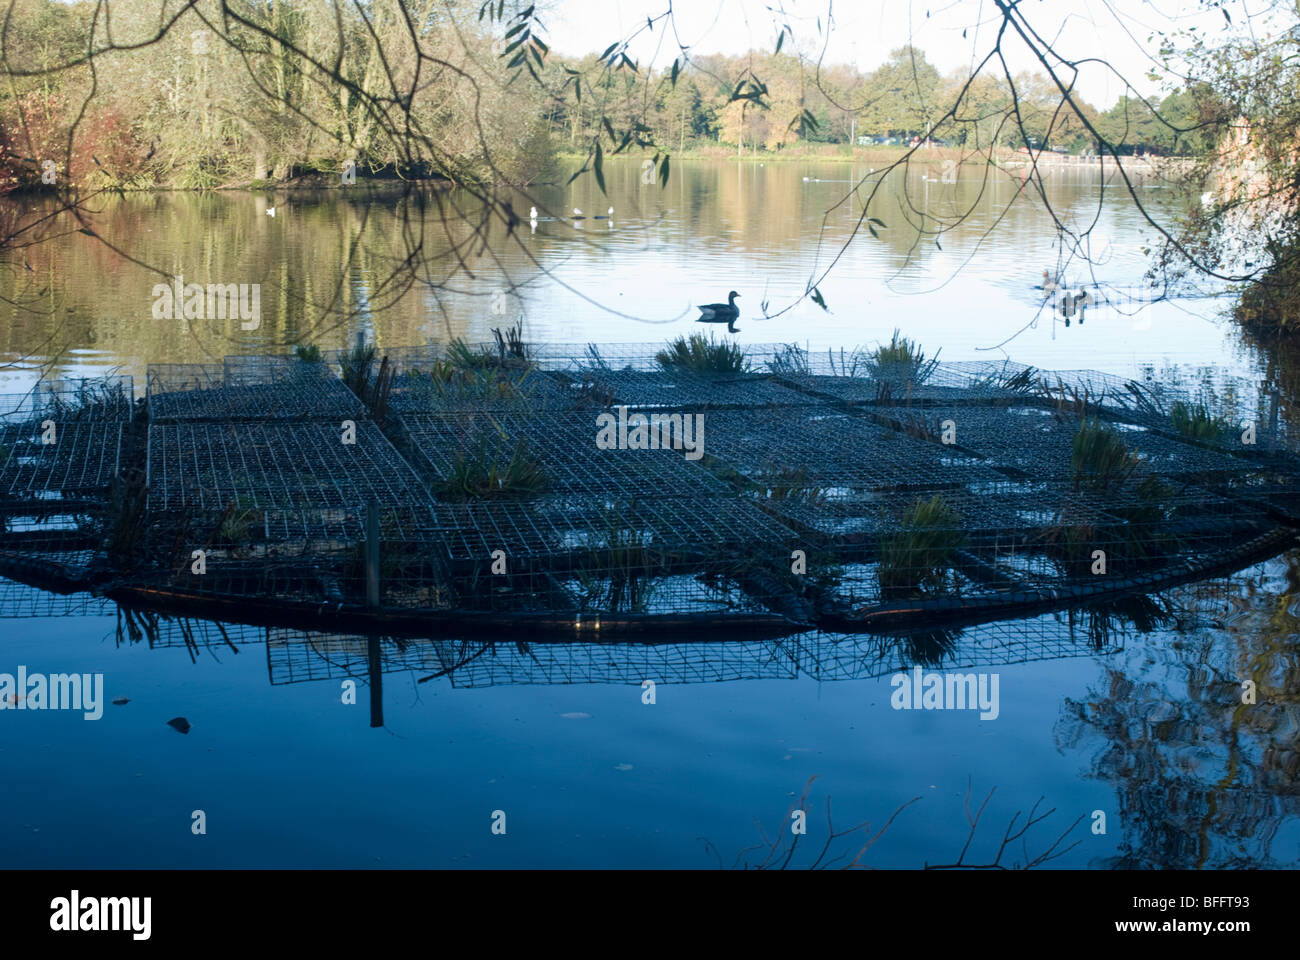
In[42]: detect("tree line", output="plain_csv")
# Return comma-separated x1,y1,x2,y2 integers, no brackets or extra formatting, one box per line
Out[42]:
0,0,1224,197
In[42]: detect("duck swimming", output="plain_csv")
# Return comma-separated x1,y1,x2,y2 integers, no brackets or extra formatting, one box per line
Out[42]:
697,291,741,333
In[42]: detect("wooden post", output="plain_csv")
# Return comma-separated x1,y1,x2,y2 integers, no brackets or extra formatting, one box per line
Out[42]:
365,500,380,609
367,634,383,729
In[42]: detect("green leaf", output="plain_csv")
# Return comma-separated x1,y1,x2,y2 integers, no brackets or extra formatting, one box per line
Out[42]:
810,287,828,311
867,217,886,227
775,30,784,54
504,22,526,39
566,165,587,186
935,238,942,250
599,43,618,62
659,154,670,188
594,140,606,194
602,117,616,142
532,35,548,54
868,224,879,239
670,58,679,87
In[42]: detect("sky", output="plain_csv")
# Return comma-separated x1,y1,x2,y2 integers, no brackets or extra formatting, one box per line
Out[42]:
544,0,1271,109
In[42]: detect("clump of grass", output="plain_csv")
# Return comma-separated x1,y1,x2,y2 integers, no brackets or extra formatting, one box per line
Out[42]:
340,341,377,395
877,494,966,598
216,497,264,549
1071,420,1138,492
293,344,322,363
972,361,1038,395
866,329,939,386
438,439,547,501
491,321,528,364
1170,400,1230,444
768,343,811,376
445,338,497,371
575,507,662,613
655,333,748,375
753,465,827,505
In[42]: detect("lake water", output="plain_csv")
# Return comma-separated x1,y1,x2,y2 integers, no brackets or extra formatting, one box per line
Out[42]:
1,158,1297,869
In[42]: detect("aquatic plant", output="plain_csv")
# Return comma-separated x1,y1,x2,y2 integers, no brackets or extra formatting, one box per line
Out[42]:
768,343,811,376
655,333,749,375
865,329,939,386
445,338,498,371
293,344,323,363
1170,400,1230,444
971,361,1038,395
877,494,966,598
438,438,547,501
753,465,827,505
339,341,376,396
217,497,264,547
574,508,662,613
491,321,528,364
1071,420,1138,492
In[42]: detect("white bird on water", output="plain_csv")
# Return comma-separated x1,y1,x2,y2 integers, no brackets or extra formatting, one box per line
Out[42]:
529,206,538,220
572,207,586,220
266,206,276,218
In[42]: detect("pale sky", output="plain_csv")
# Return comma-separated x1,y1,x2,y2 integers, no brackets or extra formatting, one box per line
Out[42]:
545,0,1276,109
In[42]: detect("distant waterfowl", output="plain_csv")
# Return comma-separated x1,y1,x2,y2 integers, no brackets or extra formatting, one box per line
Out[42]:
529,206,538,220
1035,268,1058,295
266,206,276,218
697,290,741,333
571,207,586,220
592,206,614,220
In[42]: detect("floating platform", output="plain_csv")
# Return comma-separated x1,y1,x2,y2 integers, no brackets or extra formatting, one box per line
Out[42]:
0,342,1296,637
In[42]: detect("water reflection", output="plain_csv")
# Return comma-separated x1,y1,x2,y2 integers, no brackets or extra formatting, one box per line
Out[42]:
1056,551,1300,869
0,160,1258,393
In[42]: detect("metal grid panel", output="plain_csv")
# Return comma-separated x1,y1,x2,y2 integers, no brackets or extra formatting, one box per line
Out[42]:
559,368,815,409
0,377,135,427
146,421,433,511
529,341,789,373
887,405,1256,480
397,410,730,498
385,365,574,413
147,361,364,422
419,495,803,562
0,422,124,500
699,406,1008,489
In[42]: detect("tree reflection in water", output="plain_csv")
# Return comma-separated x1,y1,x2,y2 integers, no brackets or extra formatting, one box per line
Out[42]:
1056,550,1300,869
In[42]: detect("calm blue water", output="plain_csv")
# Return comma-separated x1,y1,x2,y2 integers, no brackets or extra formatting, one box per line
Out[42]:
4,554,1297,869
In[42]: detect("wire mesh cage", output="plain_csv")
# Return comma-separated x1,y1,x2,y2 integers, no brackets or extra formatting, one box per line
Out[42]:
0,342,1292,637
147,359,364,422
